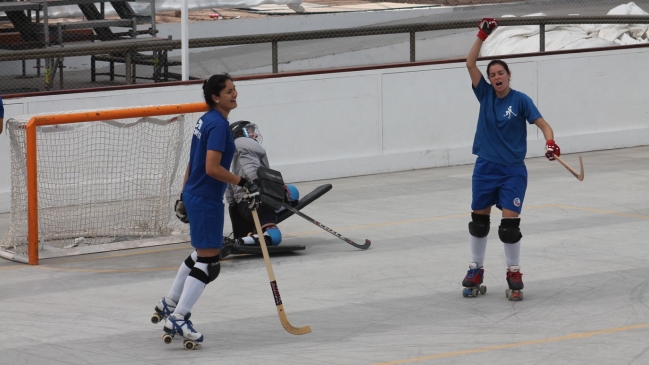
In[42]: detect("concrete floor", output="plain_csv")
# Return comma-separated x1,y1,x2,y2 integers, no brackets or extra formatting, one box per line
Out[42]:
1,146,648,365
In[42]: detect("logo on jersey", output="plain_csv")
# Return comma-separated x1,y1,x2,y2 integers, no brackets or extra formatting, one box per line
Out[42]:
193,119,203,139
504,106,518,119
513,197,521,207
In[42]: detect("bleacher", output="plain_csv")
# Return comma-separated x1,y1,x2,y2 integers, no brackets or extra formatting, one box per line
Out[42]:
0,0,180,89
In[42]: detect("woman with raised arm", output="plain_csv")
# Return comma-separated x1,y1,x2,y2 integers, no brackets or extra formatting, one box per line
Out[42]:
151,73,259,349
461,19,559,301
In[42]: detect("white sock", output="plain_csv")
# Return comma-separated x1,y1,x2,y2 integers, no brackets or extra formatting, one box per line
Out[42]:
241,236,257,245
503,240,521,267
166,251,197,303
470,235,487,268
174,261,207,316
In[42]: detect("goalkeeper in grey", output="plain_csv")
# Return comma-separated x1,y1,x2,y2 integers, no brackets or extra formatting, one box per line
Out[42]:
224,121,300,248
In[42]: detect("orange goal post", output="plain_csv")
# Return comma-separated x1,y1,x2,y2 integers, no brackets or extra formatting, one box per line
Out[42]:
0,103,208,265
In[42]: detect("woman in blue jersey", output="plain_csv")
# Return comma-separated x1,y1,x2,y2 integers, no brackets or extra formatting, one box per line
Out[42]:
461,19,560,300
151,73,259,348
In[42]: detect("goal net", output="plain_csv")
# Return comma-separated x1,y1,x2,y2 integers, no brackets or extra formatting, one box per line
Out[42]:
0,103,207,264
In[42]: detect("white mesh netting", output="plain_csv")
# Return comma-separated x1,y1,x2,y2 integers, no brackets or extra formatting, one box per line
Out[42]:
0,107,202,260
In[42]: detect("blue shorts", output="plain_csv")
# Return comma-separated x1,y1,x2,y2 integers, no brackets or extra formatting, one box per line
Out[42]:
183,191,224,249
471,157,528,214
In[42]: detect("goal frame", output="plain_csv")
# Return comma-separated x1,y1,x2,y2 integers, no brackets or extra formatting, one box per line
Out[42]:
23,102,208,265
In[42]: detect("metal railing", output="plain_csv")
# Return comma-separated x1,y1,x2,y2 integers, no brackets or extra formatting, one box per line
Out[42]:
2,15,649,92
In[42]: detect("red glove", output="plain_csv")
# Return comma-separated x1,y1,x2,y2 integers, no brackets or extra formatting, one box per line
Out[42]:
545,140,560,161
477,18,499,41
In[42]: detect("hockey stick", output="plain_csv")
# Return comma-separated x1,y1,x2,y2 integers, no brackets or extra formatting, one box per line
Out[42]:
554,154,584,181
262,195,371,250
251,206,312,335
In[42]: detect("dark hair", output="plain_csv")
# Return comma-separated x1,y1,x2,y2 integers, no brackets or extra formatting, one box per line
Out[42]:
203,73,233,108
486,60,510,76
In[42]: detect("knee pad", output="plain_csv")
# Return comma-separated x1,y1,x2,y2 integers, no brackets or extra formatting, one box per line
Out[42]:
263,226,282,246
498,218,522,244
285,184,299,203
183,250,198,269
189,255,221,284
468,212,490,238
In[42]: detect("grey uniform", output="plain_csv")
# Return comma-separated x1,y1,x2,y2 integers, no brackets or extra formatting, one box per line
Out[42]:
225,137,270,205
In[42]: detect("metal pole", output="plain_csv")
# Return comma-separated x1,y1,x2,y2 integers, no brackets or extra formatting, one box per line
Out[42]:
540,23,545,52
150,0,157,36
272,40,278,73
125,52,132,85
181,0,189,81
43,2,49,48
410,31,415,62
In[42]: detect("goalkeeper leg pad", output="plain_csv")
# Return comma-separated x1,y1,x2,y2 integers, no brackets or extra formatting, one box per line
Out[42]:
264,226,282,246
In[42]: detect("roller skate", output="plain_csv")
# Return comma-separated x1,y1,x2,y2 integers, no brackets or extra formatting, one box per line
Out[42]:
221,235,237,260
462,262,487,297
505,265,524,301
162,313,203,350
151,297,177,324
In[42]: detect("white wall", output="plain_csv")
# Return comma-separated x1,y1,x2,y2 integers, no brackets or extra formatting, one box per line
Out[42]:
2,46,648,212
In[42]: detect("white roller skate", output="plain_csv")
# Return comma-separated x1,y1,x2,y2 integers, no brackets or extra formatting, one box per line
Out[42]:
151,297,177,324
162,313,203,350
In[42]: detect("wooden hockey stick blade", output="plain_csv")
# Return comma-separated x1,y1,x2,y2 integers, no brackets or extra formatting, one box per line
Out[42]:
251,208,312,335
554,155,584,181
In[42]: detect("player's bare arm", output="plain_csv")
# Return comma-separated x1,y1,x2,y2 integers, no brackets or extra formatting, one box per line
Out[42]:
206,150,243,184
533,118,554,141
466,38,484,88
467,18,499,88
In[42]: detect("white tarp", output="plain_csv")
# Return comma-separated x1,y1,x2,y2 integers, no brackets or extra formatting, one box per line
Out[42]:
45,0,304,19
481,2,649,56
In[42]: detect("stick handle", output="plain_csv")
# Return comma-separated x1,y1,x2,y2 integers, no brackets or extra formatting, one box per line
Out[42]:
251,207,276,282
251,206,312,335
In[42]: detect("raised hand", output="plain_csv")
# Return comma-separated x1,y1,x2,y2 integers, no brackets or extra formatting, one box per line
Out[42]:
477,18,499,41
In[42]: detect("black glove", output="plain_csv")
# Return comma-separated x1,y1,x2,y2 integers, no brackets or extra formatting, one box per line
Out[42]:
174,194,189,224
238,177,260,209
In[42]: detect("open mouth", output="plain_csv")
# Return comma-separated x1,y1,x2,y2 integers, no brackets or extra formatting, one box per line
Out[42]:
495,81,503,87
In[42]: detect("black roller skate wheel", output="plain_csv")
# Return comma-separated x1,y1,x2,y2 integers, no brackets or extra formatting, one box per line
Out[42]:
151,313,162,324
162,333,173,344
479,285,487,295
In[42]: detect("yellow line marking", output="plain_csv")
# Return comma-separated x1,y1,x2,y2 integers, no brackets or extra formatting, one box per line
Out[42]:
45,244,192,264
373,323,649,365
5,203,645,271
288,204,556,237
0,265,26,271
552,204,649,220
36,266,181,273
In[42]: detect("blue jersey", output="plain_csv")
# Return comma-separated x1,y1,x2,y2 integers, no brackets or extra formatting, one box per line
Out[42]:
472,76,542,166
0,96,4,118
183,109,236,200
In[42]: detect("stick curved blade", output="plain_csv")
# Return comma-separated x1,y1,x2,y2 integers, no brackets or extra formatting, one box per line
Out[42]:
554,155,584,181
278,306,312,335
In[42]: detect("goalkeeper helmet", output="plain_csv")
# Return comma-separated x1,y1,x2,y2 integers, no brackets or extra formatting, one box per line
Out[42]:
230,120,263,144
